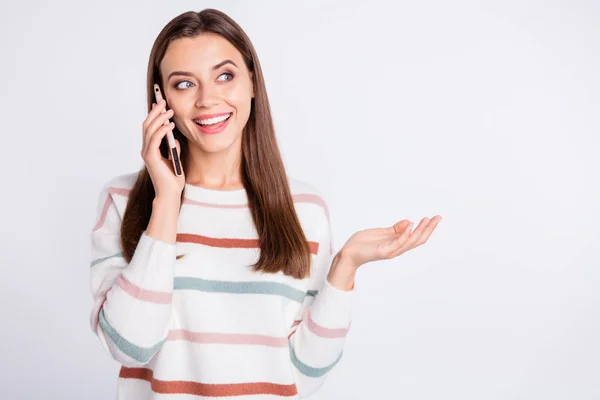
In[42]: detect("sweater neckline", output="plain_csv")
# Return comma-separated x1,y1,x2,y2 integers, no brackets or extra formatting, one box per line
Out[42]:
183,182,248,205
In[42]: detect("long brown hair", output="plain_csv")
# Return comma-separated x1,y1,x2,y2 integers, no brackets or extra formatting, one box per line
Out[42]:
120,9,312,279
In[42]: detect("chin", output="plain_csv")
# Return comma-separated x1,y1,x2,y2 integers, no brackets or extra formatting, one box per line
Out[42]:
198,134,242,154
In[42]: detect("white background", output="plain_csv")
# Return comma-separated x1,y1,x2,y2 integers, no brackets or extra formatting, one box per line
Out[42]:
1,0,599,399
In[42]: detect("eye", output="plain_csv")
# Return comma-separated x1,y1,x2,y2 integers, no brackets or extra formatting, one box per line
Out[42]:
175,80,194,90
217,72,234,82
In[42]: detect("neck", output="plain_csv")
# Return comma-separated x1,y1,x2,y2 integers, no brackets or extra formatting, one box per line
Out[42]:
185,141,244,190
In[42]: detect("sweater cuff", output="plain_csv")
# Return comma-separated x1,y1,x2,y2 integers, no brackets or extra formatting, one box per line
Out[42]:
121,230,176,291
309,278,354,328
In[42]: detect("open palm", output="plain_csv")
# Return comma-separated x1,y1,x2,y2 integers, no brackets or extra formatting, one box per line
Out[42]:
340,216,442,268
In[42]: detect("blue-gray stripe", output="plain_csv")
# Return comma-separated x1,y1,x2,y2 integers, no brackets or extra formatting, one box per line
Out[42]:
174,277,307,303
306,290,318,297
98,308,166,363
90,252,123,267
288,340,343,377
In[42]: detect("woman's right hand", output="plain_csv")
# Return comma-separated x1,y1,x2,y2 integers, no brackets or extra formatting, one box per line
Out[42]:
141,99,185,200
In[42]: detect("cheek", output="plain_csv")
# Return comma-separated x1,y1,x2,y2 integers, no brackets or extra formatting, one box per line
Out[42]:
227,89,252,118
168,102,192,126
172,115,184,127
166,90,194,112
224,80,253,107
168,104,189,128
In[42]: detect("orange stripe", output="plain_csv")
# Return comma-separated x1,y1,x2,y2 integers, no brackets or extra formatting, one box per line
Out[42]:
307,241,319,255
288,319,302,339
177,233,319,255
119,367,298,397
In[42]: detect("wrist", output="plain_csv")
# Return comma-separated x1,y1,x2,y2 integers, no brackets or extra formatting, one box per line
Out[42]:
327,251,358,291
153,195,181,208
335,247,360,271
147,195,181,245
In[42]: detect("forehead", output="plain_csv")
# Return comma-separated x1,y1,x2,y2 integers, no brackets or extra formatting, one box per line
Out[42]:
160,33,243,74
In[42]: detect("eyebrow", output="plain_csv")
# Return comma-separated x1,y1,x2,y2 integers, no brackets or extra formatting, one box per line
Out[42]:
167,60,238,80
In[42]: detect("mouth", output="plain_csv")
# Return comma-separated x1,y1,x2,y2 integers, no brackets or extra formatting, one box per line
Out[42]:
193,112,233,135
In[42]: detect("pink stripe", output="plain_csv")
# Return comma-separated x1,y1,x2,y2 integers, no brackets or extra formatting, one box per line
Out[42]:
97,187,333,253
116,275,172,304
168,330,288,348
305,309,350,338
183,198,247,208
108,187,131,197
183,193,328,211
92,195,113,231
92,187,130,231
293,193,334,255
108,186,328,214
91,288,111,330
292,193,329,218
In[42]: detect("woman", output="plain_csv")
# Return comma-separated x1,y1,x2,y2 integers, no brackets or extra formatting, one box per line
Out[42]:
89,8,441,399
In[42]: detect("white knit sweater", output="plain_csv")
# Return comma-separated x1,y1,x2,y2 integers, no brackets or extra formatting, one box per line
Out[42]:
89,171,354,399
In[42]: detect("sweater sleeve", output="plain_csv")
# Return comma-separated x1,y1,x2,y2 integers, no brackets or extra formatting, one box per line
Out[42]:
89,181,176,367
288,205,355,398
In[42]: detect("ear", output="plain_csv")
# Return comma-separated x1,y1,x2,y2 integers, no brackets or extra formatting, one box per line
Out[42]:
249,72,255,98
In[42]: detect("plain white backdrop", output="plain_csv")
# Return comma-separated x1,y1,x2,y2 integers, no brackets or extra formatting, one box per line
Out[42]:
1,0,599,398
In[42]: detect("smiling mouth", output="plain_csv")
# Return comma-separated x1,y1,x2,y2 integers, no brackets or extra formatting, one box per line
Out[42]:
194,113,232,127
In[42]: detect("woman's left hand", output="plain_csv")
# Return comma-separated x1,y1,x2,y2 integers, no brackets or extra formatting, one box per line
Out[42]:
339,215,443,270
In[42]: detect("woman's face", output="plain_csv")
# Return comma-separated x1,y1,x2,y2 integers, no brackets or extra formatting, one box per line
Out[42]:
160,33,254,154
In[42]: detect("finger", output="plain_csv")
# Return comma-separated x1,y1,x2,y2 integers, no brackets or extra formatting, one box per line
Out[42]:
142,99,167,130
143,109,174,153
391,221,413,248
396,215,442,256
390,220,410,235
386,216,442,259
146,122,175,160
413,215,442,247
141,102,156,152
404,217,430,249
142,101,160,149
386,221,418,259
145,108,174,141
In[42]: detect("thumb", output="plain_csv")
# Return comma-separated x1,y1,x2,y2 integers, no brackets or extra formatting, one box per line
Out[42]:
391,220,410,234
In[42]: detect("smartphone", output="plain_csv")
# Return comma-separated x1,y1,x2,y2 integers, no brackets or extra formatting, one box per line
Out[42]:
153,83,183,176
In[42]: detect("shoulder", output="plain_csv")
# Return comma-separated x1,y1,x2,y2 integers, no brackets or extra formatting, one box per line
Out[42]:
287,176,328,202
95,169,142,219
287,175,332,234
103,169,141,192
288,176,330,212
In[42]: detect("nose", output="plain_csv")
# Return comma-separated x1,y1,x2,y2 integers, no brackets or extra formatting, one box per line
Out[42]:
195,85,219,108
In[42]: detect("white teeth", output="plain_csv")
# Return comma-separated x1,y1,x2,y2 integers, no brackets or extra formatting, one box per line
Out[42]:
195,113,231,126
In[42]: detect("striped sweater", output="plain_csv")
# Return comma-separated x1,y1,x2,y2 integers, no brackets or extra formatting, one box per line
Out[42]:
89,171,354,399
